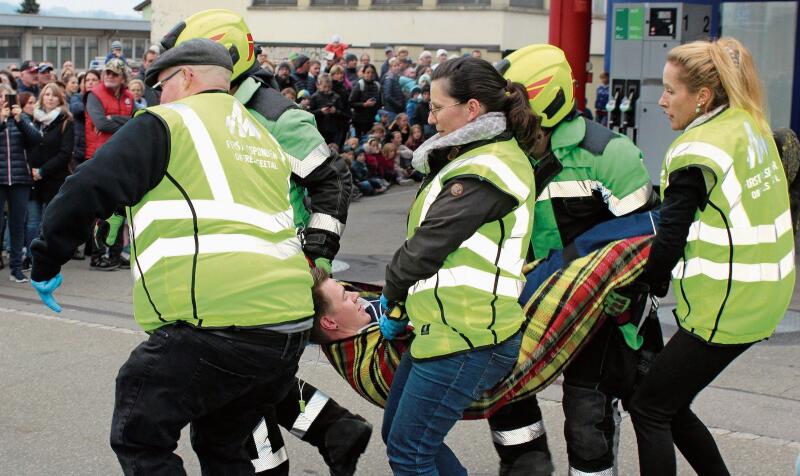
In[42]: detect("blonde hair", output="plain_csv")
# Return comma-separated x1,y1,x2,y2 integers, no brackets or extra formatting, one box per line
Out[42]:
35,82,71,119
381,142,397,158
127,78,145,91
667,37,768,132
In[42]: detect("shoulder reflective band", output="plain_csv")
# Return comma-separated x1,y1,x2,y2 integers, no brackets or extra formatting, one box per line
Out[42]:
289,142,331,178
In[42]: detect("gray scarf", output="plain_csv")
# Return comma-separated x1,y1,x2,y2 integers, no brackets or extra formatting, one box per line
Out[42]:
34,108,61,127
411,112,507,174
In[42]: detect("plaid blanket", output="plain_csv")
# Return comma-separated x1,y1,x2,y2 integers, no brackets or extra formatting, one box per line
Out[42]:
321,235,652,420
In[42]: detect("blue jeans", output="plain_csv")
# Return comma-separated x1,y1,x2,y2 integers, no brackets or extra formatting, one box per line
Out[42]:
25,199,44,259
383,331,523,476
0,185,31,272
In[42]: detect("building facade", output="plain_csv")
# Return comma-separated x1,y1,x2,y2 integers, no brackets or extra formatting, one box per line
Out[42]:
0,14,151,70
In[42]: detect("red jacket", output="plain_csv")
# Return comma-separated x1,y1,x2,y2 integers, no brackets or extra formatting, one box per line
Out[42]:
85,84,134,159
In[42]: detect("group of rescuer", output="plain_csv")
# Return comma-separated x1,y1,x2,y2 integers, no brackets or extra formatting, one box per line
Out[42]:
28,8,793,476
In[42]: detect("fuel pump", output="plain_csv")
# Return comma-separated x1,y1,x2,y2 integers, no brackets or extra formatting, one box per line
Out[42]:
620,80,640,141
607,80,625,131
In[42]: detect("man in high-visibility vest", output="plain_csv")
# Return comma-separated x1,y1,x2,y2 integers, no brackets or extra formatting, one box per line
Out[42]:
30,39,314,474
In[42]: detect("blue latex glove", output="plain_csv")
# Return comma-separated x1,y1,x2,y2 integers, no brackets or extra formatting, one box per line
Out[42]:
379,314,408,340
31,273,63,313
379,293,409,340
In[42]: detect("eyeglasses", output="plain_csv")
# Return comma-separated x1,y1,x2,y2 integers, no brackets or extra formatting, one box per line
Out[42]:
429,101,463,119
152,68,184,92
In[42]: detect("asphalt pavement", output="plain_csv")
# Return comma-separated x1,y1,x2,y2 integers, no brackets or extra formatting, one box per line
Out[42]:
1,186,799,475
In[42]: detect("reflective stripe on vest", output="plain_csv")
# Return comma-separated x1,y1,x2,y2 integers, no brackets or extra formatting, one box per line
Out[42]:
673,248,795,282
537,180,652,216
684,209,792,247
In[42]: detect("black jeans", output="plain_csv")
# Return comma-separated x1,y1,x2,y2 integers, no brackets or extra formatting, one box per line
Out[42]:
627,329,750,476
110,323,307,475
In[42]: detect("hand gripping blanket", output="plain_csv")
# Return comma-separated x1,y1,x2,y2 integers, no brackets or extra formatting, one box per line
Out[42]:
321,235,652,420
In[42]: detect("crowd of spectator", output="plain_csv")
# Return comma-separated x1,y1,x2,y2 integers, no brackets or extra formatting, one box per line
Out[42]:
0,39,495,280
0,41,161,281
261,41,486,199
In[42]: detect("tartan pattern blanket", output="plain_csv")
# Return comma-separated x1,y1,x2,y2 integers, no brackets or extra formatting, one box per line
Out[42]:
321,235,652,420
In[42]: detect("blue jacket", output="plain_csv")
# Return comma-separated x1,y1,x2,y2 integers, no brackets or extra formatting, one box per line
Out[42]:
0,115,41,186
69,93,86,161
381,74,405,114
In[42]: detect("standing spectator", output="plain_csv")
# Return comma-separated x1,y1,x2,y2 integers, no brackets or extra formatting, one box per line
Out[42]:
344,54,359,87
275,62,293,90
395,47,410,66
291,55,312,92
17,61,39,96
350,64,381,138
25,83,74,270
388,112,410,143
60,61,75,80
256,45,274,73
62,74,79,100
412,85,433,137
37,64,54,89
433,49,448,70
70,69,100,169
418,51,433,68
595,71,610,126
380,46,394,78
104,40,128,65
307,60,321,94
136,47,161,107
381,58,405,120
0,70,16,92
0,85,40,282
471,49,483,58
329,65,351,118
84,58,134,270
360,53,371,69
310,73,348,148
19,92,36,117
127,79,147,110
7,63,21,80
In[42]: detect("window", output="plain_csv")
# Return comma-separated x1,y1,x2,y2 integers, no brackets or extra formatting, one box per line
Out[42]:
133,38,145,61
438,0,489,5
509,0,543,8
88,38,98,66
60,37,72,66
75,38,86,69
122,38,133,59
45,37,57,63
252,0,298,5
32,37,43,62
0,36,21,60
311,0,358,5
372,0,422,5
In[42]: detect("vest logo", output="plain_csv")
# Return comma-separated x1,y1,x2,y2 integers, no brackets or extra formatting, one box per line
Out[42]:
744,122,767,169
226,102,262,140
420,324,430,335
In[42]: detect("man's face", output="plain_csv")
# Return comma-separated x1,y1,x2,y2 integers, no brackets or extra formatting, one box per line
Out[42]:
143,52,157,70
438,53,448,63
21,70,36,86
310,63,321,76
347,58,357,69
277,66,290,79
155,66,186,104
317,279,372,342
257,53,268,65
420,56,431,66
38,70,51,85
103,70,123,90
113,48,122,57
360,55,370,66
397,50,408,61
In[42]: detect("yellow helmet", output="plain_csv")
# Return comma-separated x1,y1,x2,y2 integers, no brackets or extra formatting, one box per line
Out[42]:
160,9,256,81
496,44,575,128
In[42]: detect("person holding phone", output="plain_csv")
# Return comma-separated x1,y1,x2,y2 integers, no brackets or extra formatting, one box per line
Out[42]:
0,84,41,282
349,64,381,139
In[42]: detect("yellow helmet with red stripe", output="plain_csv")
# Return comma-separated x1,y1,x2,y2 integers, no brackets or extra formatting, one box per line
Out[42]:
496,44,575,128
160,9,256,82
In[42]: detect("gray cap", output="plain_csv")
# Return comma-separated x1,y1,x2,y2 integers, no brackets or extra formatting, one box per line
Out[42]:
145,38,233,87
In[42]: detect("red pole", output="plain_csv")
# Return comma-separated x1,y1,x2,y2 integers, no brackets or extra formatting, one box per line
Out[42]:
549,0,591,113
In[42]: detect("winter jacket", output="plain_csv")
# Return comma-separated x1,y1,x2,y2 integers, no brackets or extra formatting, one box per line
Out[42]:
28,112,74,204
332,80,351,118
351,160,371,181
309,90,348,146
69,93,86,161
292,72,311,93
0,114,40,186
85,83,134,159
349,79,381,126
381,73,405,114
